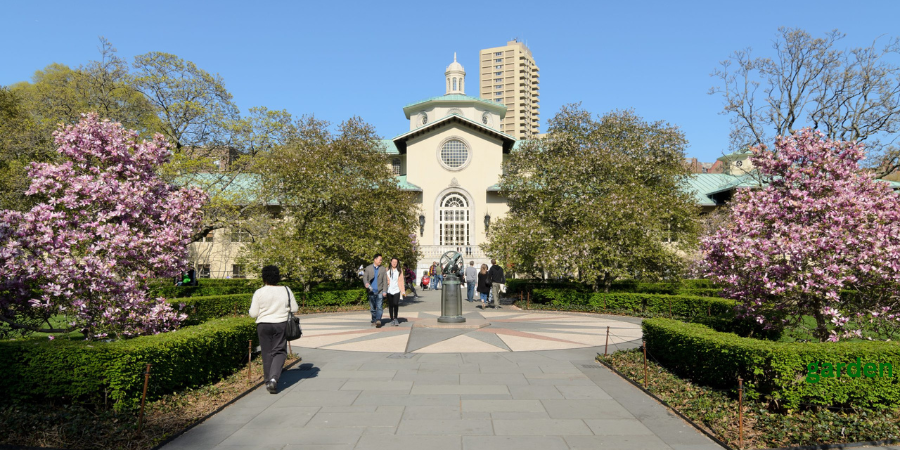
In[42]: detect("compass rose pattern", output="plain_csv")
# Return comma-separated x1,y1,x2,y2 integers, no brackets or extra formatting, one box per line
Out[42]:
292,310,642,353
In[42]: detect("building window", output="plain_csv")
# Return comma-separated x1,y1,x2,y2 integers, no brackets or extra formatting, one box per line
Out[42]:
495,52,502,56
495,85,503,89
232,228,252,243
495,65,502,69
197,264,211,279
201,231,214,242
232,264,246,279
439,193,470,246
392,158,401,175
495,78,503,82
495,71,502,76
495,58,503,62
440,139,469,169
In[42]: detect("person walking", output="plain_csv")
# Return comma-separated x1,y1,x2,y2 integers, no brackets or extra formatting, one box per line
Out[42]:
477,263,492,309
464,260,478,302
429,261,443,290
488,259,506,309
386,258,405,326
362,254,388,328
404,265,420,298
248,265,298,394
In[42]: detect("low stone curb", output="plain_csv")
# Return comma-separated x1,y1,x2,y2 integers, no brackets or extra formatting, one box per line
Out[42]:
149,357,303,450
596,355,900,450
594,355,736,450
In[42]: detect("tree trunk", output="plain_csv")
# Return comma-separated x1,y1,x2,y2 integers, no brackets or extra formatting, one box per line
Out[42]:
811,298,830,342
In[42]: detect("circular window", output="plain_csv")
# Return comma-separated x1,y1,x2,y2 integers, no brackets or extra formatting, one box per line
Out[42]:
440,139,469,170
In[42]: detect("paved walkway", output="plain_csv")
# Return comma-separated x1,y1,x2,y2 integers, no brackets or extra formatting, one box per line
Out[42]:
162,288,724,450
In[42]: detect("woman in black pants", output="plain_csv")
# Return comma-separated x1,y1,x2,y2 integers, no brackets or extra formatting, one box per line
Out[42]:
385,257,406,326
248,265,298,394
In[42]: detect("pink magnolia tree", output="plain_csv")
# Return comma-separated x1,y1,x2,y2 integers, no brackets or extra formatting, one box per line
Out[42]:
703,129,900,342
0,114,207,339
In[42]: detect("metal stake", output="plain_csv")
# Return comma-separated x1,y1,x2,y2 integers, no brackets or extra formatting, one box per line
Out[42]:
643,341,648,387
738,377,744,449
248,340,253,384
137,364,151,434
604,326,610,356
527,291,531,309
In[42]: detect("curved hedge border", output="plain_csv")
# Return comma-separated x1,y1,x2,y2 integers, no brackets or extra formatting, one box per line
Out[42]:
642,318,900,410
0,316,257,410
530,289,736,317
171,289,366,325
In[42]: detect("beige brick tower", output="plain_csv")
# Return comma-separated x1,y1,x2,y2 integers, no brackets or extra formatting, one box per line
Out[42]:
479,40,540,139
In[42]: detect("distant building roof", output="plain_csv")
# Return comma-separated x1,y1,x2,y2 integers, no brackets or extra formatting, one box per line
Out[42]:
392,114,516,154
402,94,507,119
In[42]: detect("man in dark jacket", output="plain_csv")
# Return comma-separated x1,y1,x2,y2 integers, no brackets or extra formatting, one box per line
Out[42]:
362,254,388,327
488,259,505,308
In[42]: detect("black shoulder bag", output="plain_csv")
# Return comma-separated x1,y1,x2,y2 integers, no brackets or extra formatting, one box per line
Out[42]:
284,286,302,340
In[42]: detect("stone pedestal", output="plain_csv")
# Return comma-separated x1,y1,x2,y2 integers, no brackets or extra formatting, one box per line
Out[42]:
437,274,466,323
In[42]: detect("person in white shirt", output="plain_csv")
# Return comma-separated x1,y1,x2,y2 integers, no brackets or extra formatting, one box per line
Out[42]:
385,257,406,326
248,265,298,394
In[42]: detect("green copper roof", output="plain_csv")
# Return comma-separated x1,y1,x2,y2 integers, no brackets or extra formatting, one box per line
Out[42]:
683,174,753,206
402,94,507,119
396,175,422,192
378,139,399,154
487,183,502,192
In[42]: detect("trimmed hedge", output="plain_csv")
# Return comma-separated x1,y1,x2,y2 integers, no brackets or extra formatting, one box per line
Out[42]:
0,316,257,410
642,318,900,410
170,289,365,324
506,278,718,296
530,289,736,317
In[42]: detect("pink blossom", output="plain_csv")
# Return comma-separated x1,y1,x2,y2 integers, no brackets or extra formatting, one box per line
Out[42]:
703,129,900,341
0,114,206,339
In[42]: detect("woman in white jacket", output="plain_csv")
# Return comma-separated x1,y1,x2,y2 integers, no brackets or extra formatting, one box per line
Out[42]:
249,265,298,394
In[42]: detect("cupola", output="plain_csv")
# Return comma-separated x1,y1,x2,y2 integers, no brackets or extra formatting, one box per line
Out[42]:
445,53,465,95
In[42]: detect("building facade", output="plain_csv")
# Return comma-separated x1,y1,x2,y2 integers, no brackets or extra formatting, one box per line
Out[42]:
387,55,514,276
479,40,540,139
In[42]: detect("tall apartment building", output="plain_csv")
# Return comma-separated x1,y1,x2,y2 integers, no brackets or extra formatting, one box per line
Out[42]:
479,40,540,139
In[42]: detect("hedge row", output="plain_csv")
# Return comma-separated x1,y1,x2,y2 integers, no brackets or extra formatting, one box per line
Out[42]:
0,316,257,410
530,289,736,317
171,289,366,323
642,318,900,410
506,279,719,296
149,279,364,299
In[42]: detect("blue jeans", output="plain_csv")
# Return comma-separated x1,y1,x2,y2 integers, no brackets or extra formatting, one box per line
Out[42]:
466,281,475,302
368,291,383,323
480,292,489,302
434,275,443,289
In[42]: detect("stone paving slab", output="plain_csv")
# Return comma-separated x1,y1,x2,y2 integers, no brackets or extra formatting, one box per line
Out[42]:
163,289,724,450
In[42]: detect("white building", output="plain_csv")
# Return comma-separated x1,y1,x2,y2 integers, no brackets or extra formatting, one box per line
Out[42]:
383,54,514,276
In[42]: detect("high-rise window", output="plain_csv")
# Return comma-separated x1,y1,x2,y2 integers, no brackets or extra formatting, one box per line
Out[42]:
494,52,502,56
495,78,502,82
495,85,503,89
495,71,502,75
495,65,502,69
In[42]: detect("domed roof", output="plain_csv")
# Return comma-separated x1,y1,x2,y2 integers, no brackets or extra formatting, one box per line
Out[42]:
445,53,464,73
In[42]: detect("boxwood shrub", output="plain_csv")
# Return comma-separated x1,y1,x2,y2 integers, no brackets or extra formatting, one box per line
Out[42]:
530,289,736,317
169,289,366,324
0,316,257,410
642,318,900,410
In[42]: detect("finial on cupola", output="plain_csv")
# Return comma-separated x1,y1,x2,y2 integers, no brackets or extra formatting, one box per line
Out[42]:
445,52,466,95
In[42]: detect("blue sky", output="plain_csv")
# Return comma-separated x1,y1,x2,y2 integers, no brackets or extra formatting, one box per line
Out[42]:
1,0,897,162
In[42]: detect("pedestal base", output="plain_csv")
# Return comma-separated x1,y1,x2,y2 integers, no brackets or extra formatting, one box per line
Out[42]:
412,318,491,329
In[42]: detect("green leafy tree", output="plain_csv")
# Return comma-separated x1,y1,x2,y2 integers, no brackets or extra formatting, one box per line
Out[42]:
0,86,47,211
484,106,699,291
237,116,419,289
131,51,239,151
